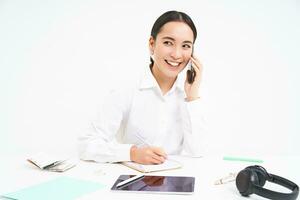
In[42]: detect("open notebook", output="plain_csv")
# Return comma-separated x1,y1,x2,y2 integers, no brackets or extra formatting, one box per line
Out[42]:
121,159,182,173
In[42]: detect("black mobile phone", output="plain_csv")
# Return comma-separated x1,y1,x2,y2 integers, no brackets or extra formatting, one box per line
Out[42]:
187,62,195,84
187,49,196,84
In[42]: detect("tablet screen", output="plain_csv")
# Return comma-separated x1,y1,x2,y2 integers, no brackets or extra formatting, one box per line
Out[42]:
111,175,195,194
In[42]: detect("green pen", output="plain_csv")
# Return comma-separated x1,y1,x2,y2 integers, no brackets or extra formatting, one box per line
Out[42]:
223,156,264,163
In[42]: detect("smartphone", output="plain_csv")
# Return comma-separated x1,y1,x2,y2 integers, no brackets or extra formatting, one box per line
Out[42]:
187,61,195,84
187,49,196,84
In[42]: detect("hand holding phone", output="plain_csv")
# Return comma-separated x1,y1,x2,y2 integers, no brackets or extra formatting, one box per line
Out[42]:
184,55,203,101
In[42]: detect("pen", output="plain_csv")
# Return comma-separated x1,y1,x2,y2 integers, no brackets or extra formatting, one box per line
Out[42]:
214,172,237,185
134,129,168,160
223,156,263,163
116,174,145,188
135,130,152,147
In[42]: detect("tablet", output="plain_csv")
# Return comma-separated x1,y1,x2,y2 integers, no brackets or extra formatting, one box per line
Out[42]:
111,175,195,195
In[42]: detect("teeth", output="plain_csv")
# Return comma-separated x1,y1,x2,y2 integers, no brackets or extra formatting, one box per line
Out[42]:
166,60,180,67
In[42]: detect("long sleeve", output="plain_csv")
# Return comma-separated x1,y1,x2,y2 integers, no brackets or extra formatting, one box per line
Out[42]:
78,89,134,163
181,98,208,157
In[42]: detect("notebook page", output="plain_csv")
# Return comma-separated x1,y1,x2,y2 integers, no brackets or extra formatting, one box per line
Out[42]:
122,159,182,173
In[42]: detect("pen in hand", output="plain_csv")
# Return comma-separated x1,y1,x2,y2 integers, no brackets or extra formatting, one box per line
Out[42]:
135,131,152,147
131,130,167,164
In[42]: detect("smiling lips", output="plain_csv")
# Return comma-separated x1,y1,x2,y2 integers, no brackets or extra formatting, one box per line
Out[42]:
165,60,182,67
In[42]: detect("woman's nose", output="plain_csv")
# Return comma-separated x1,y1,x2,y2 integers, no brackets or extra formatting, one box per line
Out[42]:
170,47,182,60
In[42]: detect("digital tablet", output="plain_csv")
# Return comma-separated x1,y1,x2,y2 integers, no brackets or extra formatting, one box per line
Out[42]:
111,175,195,195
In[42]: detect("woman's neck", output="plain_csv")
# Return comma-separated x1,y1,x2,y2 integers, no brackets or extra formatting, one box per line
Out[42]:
151,65,176,95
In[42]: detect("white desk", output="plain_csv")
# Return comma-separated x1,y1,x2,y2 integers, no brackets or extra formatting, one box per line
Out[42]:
1,153,299,200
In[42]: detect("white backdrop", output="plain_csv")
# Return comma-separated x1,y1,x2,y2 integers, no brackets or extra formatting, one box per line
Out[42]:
1,0,299,156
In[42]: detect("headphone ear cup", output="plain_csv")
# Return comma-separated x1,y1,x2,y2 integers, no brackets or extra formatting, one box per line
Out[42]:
236,169,259,196
253,168,267,187
246,166,267,187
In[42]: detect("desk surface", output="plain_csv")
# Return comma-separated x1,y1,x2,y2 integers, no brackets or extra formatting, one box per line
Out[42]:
1,153,299,200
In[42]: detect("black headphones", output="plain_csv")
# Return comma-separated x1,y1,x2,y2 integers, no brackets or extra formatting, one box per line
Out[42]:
236,165,299,200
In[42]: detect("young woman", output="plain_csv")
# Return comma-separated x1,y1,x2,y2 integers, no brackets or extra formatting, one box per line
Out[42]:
78,11,207,165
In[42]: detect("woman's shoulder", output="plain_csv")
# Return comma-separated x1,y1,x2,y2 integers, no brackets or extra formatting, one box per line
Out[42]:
107,75,141,100
104,66,153,107
109,67,147,95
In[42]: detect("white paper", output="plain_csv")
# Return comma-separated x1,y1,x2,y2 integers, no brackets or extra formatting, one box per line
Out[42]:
122,159,182,173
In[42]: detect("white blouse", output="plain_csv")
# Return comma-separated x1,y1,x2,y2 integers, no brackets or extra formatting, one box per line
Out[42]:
78,67,207,163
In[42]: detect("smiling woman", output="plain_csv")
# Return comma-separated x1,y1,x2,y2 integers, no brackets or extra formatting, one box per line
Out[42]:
78,11,207,165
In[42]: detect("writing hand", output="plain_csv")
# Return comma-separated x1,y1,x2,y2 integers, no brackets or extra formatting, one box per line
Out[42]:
130,146,167,165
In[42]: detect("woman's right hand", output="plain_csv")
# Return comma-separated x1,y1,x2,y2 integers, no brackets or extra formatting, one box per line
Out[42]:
130,145,167,165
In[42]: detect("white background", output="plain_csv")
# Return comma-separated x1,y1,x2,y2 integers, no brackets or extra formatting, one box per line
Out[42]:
1,0,299,157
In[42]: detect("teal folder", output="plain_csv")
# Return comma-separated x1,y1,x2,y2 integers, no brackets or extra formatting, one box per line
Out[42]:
1,176,105,200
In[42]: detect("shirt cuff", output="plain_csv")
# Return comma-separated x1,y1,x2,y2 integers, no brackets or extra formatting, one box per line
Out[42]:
185,97,205,114
113,144,134,162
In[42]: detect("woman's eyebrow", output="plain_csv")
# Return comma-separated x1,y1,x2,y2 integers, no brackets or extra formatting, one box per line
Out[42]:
162,36,193,44
162,36,175,41
183,40,193,44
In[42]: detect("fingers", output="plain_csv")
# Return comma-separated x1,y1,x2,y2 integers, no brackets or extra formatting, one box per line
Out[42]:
191,55,201,65
190,56,203,82
132,146,167,165
149,155,164,164
191,56,202,72
146,147,167,164
149,152,165,163
151,147,167,159
191,61,200,74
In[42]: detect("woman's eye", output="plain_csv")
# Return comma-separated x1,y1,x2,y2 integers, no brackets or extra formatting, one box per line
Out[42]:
183,44,191,49
163,41,173,46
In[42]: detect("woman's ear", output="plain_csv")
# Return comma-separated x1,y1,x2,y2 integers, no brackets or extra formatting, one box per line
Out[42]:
149,36,155,55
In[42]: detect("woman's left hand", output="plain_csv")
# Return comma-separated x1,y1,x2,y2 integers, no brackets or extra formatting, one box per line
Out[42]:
184,55,203,101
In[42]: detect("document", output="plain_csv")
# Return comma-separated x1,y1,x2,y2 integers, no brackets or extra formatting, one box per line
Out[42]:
122,159,182,173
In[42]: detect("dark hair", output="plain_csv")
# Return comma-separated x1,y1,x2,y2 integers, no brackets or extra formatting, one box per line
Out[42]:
149,11,197,68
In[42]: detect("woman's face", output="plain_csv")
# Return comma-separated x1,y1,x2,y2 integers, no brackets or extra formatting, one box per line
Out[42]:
149,21,194,79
